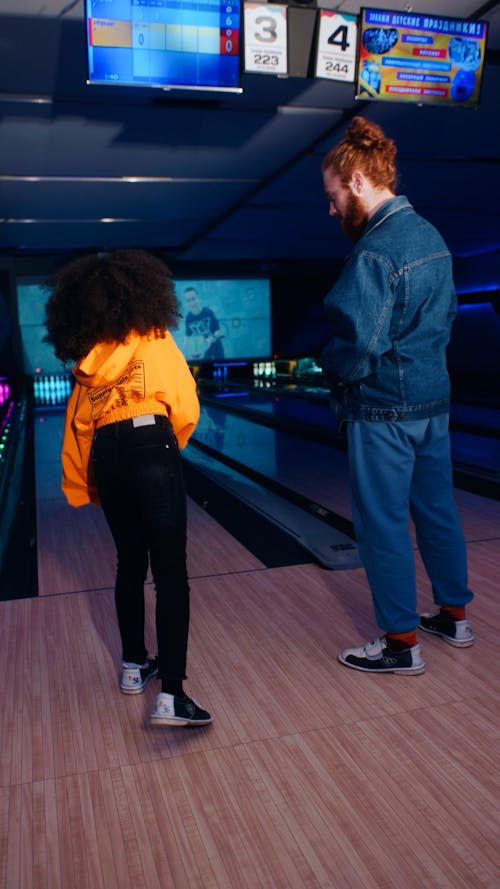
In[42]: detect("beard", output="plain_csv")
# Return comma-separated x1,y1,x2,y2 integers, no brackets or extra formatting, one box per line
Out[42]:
341,191,368,243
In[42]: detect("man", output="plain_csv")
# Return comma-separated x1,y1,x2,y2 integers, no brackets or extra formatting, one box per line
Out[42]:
320,116,474,675
183,286,224,360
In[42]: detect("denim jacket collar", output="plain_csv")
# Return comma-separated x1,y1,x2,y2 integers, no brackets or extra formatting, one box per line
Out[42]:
364,195,412,239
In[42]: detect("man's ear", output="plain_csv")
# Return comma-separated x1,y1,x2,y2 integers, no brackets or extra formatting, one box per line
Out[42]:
351,170,364,195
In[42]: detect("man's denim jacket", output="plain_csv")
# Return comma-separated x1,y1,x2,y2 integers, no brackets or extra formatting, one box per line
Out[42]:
321,195,456,423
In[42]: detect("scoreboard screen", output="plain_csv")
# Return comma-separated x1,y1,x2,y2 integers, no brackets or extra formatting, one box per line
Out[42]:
355,7,488,109
85,0,242,92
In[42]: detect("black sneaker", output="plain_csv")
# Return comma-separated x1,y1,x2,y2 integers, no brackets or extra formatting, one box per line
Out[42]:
120,656,159,694
419,611,474,647
338,636,425,675
150,693,212,726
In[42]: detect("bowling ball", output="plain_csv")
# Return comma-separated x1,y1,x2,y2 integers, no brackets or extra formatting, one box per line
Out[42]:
451,69,476,102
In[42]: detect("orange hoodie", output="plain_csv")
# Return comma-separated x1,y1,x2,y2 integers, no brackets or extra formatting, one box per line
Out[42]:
61,331,200,507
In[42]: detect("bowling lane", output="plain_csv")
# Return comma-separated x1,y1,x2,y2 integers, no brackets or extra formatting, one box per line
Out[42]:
199,382,500,483
189,398,500,542
190,402,349,527
216,385,337,428
200,384,341,448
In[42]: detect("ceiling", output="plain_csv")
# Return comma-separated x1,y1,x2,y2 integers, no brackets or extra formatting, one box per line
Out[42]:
1,0,500,274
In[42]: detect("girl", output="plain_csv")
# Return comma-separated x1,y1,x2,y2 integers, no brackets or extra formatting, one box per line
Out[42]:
44,249,212,726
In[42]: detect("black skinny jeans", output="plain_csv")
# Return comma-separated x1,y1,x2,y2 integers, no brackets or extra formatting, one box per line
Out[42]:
91,415,189,680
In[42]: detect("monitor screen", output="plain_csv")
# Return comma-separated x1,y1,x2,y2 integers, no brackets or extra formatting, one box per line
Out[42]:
17,278,62,376
355,8,488,108
16,276,271,374
172,278,271,362
85,0,242,93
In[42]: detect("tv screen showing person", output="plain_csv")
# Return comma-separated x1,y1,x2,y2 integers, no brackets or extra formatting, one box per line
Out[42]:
173,279,271,362
183,287,225,360
15,276,272,371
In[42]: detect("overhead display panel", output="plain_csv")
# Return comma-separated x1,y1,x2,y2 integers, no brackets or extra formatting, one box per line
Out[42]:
355,7,488,108
85,0,242,92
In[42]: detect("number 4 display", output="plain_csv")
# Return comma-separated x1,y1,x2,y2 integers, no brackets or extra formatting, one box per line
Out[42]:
315,11,357,82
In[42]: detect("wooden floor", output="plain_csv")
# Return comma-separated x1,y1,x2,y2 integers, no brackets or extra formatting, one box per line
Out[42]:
1,413,499,888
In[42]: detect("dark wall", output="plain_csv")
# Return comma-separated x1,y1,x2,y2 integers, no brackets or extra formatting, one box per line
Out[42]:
0,269,20,378
271,272,336,359
448,302,500,406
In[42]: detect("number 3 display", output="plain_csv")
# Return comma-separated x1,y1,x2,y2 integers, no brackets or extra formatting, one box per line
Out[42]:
244,3,288,75
315,11,357,82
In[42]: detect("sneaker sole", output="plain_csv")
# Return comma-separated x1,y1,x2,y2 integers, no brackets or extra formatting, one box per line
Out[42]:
338,654,426,675
419,625,474,648
150,714,213,726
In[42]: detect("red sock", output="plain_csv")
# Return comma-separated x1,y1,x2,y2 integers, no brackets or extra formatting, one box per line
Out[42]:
386,630,417,651
441,606,466,620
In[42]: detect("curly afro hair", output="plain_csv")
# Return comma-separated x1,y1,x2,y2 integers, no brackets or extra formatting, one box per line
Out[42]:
44,249,181,363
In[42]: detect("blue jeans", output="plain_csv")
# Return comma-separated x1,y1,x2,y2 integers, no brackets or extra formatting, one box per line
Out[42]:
91,415,189,680
346,414,474,633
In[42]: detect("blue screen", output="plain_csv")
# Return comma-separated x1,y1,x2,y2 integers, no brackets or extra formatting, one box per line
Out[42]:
172,278,271,362
16,276,271,374
85,0,241,92
356,7,488,108
17,279,61,375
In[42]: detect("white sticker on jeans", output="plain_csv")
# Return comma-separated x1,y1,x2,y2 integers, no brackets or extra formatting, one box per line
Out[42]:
132,415,156,427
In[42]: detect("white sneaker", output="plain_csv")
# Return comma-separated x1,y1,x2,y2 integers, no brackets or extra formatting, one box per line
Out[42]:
419,611,474,647
338,637,426,675
150,693,212,726
120,656,158,694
